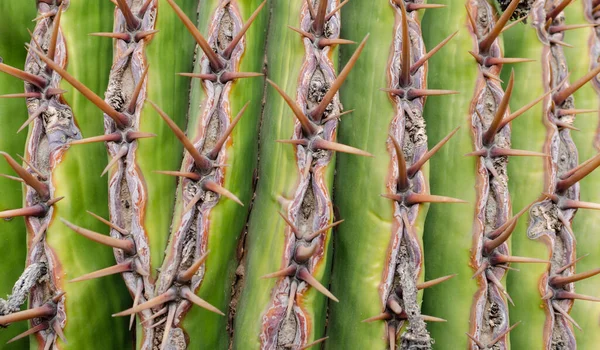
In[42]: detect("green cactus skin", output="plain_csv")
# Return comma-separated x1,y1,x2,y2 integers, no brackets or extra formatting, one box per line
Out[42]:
420,1,479,348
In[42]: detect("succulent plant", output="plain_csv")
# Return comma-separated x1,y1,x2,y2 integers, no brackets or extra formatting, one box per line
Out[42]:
2,0,600,349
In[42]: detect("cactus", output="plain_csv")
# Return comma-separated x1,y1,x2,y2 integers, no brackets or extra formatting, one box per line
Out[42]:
3,0,600,349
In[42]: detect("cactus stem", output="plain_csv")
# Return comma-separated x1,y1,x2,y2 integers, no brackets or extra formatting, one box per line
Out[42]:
203,180,243,206
148,100,213,170
389,134,409,191
304,219,343,241
312,0,328,36
28,46,129,127
408,126,460,178
127,65,150,113
488,321,521,347
410,31,457,75
177,72,218,81
482,70,514,146
556,153,600,192
478,0,520,53
0,92,41,99
115,0,141,31
325,0,348,20
129,280,143,330
286,280,298,318
555,291,600,302
223,0,266,60
362,312,392,323
311,138,373,157
46,3,63,62
550,268,600,287
0,151,49,199
113,288,177,317
180,286,225,315
0,63,47,89
398,0,411,87
219,72,264,83
485,270,514,306
70,132,122,145
0,302,55,325
134,30,159,42
310,35,369,122
557,254,589,274
546,0,575,22
154,170,201,181
208,101,249,159
297,266,338,302
552,301,581,330
416,274,457,290
101,145,129,177
554,65,600,105
159,305,177,350
165,0,224,71
69,261,133,283
266,79,318,136
7,321,49,344
465,332,485,348
299,336,328,350
261,265,297,279
89,32,131,41
17,103,48,133
177,251,210,282
61,218,135,254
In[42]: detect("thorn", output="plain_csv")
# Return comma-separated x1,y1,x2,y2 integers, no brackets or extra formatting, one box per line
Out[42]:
549,23,599,34
388,323,396,350
46,88,67,97
489,148,549,158
219,72,263,83
178,251,210,282
52,320,67,344
148,317,167,329
0,92,40,99
312,0,328,36
489,321,521,347
134,30,159,42
561,199,600,210
554,65,600,106
203,180,243,206
321,109,354,123
116,0,141,30
362,312,392,323
0,303,54,326
140,307,168,325
261,265,297,279
0,63,46,89
183,190,203,214
310,35,369,122
553,301,582,330
557,254,589,274
0,174,24,183
288,26,315,41
147,100,212,169
482,70,514,146
0,199,59,219
159,304,177,350
69,261,133,282
304,219,344,241
312,138,373,157
286,280,298,319
404,193,467,205
101,145,128,177
471,260,489,279
417,274,457,290
479,0,520,53
295,242,318,263
208,101,249,159
465,5,479,38
549,38,574,48
408,126,460,177
28,46,129,127
127,65,150,114
223,1,266,59
125,131,156,143
305,0,315,19
61,218,134,253
411,31,457,74
317,38,356,48
276,139,309,146
129,280,143,330
501,15,529,33
138,0,153,17
407,3,446,11
113,289,177,317
7,322,49,343
153,170,201,181
398,0,411,87
487,200,536,240
484,57,536,66
546,0,575,22
266,79,318,136
325,0,349,21
177,72,218,81
555,290,600,302
17,104,48,133
557,153,600,192
70,133,122,145
180,286,224,315
550,268,600,287
278,211,301,239
46,3,63,62
164,0,223,71
405,88,459,99
387,296,403,314
0,152,49,199
481,69,504,83
491,253,550,265
557,108,599,117
421,315,447,322
389,134,409,191
300,336,328,350
486,270,514,306
465,333,485,348
297,267,338,302
89,32,131,41
498,90,554,130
